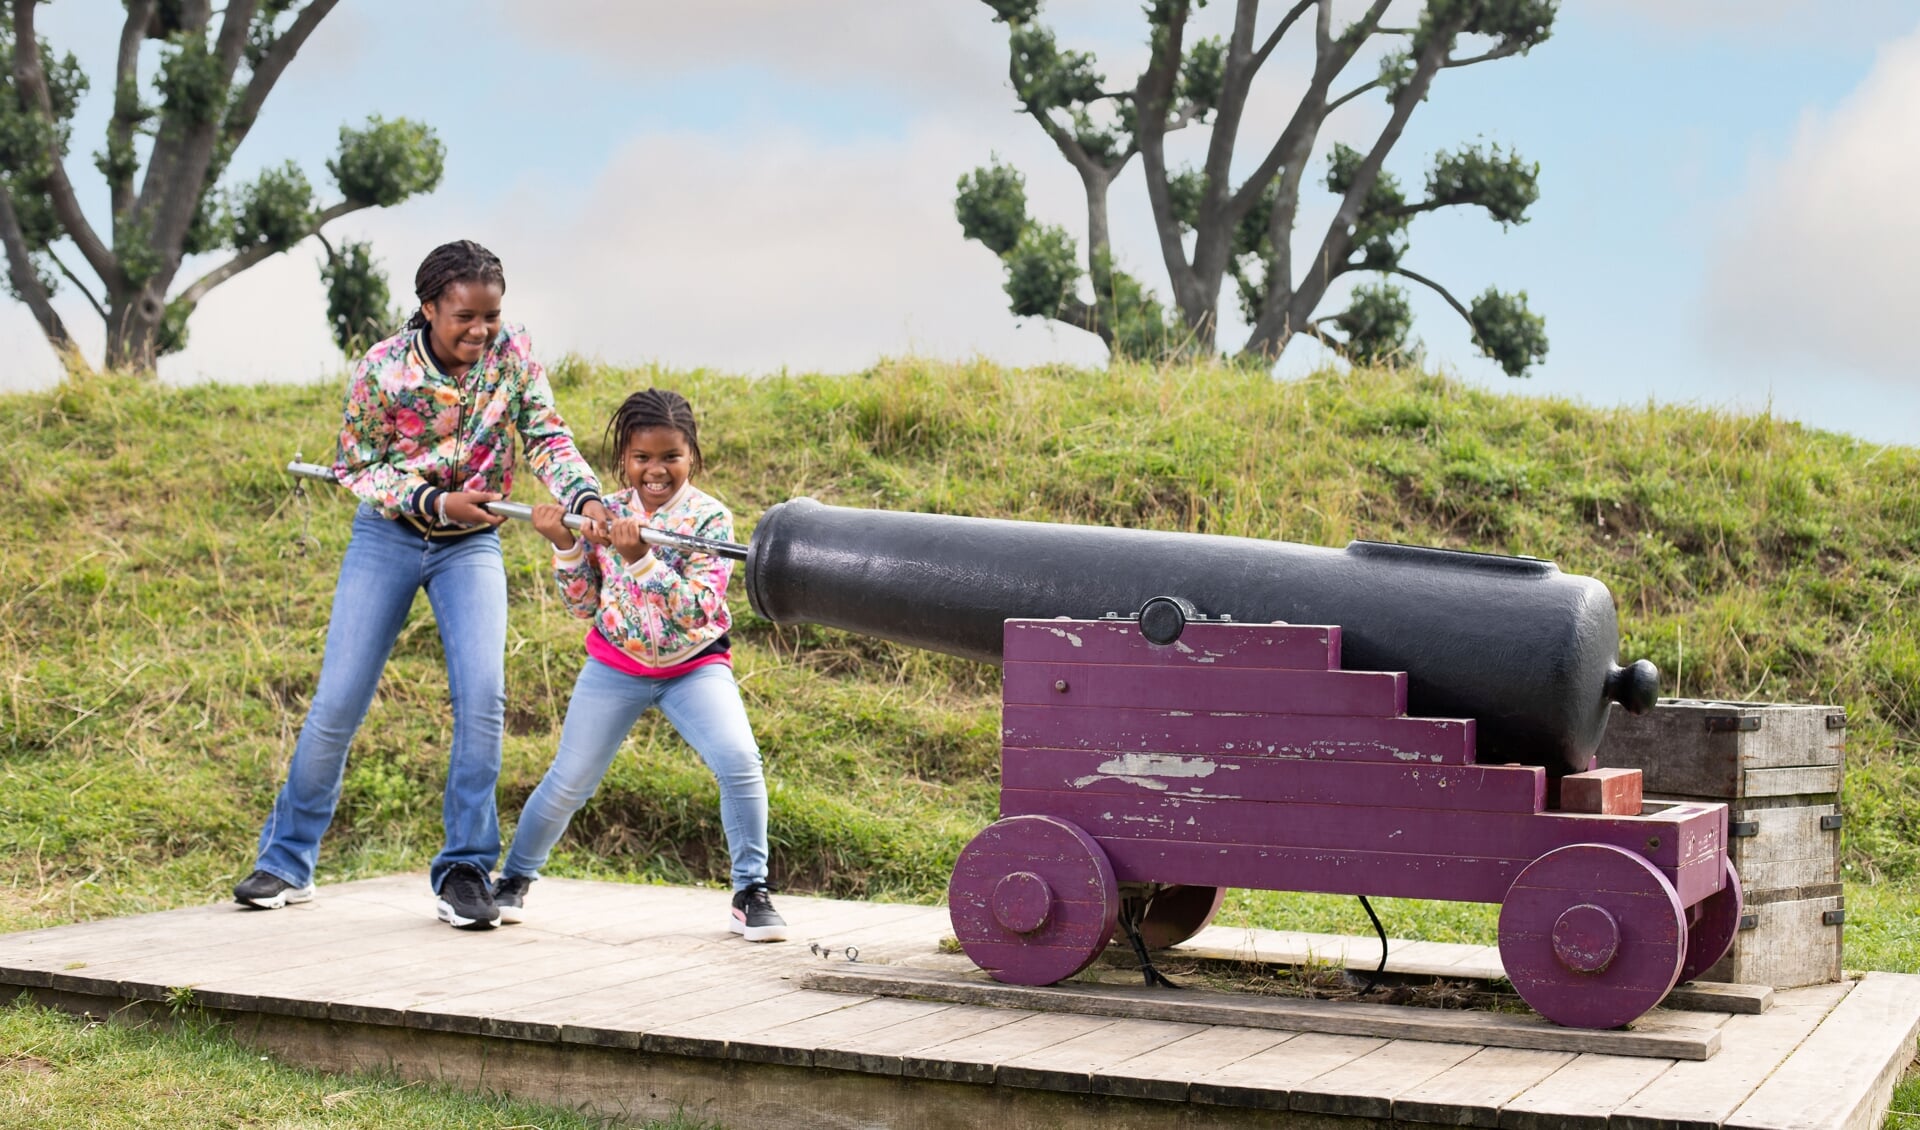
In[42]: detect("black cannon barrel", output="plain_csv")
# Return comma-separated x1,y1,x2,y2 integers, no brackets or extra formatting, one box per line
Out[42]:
745,498,1657,774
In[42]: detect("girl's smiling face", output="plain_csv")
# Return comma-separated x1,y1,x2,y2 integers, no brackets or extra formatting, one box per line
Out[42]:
621,425,692,511
422,279,503,373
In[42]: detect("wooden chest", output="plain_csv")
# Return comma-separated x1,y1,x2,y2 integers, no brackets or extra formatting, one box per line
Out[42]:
1595,699,1845,988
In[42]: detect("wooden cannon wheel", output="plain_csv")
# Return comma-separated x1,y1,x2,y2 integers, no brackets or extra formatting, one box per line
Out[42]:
947,815,1119,986
1123,883,1227,951
1677,857,1743,986
1497,843,1687,1030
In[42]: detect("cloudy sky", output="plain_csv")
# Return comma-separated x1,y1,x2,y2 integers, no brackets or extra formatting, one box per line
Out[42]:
4,1,1918,444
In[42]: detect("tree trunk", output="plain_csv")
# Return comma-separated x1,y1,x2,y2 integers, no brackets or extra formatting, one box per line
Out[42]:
105,285,168,374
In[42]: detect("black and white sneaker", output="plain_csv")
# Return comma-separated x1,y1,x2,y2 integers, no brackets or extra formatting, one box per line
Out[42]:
729,882,788,943
233,869,314,910
435,862,499,930
493,874,530,925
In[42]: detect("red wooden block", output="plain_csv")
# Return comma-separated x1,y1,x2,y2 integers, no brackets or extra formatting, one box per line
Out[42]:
1003,618,1342,671
1559,768,1643,815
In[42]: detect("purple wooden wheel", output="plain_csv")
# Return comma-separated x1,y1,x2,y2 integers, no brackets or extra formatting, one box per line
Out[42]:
1678,857,1743,985
1129,884,1228,951
1498,843,1687,1029
948,815,1118,986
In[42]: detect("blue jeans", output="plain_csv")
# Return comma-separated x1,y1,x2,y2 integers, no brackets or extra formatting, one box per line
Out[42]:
503,658,768,890
255,505,508,893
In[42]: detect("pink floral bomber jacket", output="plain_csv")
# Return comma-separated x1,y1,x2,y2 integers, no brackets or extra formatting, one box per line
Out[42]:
553,482,734,667
331,326,601,524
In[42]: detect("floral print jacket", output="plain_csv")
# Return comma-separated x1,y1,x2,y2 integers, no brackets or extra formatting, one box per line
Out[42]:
332,326,601,523
554,482,734,666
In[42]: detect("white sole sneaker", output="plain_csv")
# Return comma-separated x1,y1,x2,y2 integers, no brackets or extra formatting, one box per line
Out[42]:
237,884,314,910
435,898,497,930
729,915,789,943
496,903,524,925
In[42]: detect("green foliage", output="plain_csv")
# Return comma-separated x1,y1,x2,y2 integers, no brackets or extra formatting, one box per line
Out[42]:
229,161,314,252
328,115,445,207
154,30,223,125
1007,23,1104,112
1003,222,1081,319
1329,281,1414,364
1469,287,1547,377
1178,35,1225,120
320,239,401,355
954,159,1028,256
155,297,192,356
1328,143,1411,270
1427,142,1539,226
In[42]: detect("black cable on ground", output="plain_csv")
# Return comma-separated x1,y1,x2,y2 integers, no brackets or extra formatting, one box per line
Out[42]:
1357,895,1389,994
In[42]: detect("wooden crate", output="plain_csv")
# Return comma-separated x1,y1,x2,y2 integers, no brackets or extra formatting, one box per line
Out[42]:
1595,698,1845,988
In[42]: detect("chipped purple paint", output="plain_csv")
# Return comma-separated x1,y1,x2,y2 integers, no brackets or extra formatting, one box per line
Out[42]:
1498,844,1686,1029
1552,903,1620,972
992,871,1052,933
1001,704,1477,765
1004,618,1342,671
1004,661,1408,717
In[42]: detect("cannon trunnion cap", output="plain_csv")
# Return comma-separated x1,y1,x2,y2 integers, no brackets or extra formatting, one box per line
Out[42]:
745,497,1659,773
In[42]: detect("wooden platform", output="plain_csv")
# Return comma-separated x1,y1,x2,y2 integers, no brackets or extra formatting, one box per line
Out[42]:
0,875,1915,1130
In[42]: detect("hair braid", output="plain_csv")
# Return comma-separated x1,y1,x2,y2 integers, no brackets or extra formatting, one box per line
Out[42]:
604,388,705,478
404,240,507,332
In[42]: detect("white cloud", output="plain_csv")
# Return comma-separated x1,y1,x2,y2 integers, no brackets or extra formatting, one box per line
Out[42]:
1700,24,1920,382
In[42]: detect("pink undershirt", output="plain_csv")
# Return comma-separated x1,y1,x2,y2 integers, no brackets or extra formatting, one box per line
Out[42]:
584,626,731,679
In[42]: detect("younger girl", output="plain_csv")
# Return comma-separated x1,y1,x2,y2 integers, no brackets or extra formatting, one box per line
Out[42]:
498,389,786,941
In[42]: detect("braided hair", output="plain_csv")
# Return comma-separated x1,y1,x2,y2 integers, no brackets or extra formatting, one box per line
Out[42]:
404,240,506,332
604,388,705,478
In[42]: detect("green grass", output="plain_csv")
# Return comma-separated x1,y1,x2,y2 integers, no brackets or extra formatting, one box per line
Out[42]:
4,356,1919,1121
0,995,716,1129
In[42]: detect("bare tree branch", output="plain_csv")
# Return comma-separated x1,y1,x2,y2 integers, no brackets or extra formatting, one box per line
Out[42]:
9,0,119,284
0,186,88,371
1326,76,1385,114
46,246,108,322
224,0,340,152
174,199,363,308
1133,0,1200,318
1252,0,1318,70
1446,41,1529,69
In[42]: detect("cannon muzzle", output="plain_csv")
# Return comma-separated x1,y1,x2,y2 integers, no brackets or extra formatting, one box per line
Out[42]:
746,498,1656,774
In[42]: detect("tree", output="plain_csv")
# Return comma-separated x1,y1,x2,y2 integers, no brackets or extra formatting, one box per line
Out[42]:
955,0,1553,375
0,1,443,374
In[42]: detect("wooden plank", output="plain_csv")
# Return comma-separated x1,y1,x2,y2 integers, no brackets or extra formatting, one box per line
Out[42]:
1285,1038,1481,1119
1596,701,1845,798
1090,1025,1297,1102
1002,746,1535,809
1724,971,1920,1130
1391,1045,1576,1127
803,965,1721,1060
1496,1052,1672,1128
901,1012,1120,1085
1189,1032,1385,1110
1003,660,1407,716
1560,768,1643,815
646,987,875,1061
1003,703,1478,765
725,997,953,1068
995,1017,1208,1093
1729,802,1841,890
1744,766,1845,798
1706,894,1845,989
998,789,1718,878
1611,981,1852,1129
813,1003,1039,1076
1004,618,1341,670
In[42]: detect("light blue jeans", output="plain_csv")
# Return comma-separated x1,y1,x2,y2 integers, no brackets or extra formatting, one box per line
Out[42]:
254,505,508,894
503,657,768,891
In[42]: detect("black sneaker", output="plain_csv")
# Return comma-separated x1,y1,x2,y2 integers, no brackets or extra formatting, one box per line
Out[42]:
435,862,499,930
729,882,788,943
493,874,531,925
233,869,314,910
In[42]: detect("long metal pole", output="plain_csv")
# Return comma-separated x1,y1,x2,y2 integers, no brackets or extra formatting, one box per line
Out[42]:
286,461,749,561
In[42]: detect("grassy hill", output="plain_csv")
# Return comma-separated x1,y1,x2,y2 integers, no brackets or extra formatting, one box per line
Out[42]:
3,357,1918,968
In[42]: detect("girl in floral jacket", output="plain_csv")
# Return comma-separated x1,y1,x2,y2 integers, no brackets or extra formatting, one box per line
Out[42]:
497,388,787,942
235,240,610,930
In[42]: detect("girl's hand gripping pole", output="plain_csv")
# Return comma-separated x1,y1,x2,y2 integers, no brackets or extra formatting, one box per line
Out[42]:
285,461,748,561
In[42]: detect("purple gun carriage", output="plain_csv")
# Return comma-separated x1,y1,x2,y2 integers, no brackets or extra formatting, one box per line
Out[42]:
742,499,1744,1031
947,608,1741,1030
